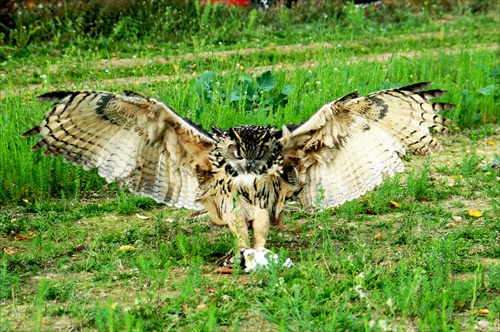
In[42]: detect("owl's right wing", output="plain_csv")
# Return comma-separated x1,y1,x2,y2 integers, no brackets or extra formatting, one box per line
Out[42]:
280,82,454,212
23,90,215,210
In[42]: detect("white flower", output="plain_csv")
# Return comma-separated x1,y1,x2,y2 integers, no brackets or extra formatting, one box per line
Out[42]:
386,298,393,307
354,285,367,298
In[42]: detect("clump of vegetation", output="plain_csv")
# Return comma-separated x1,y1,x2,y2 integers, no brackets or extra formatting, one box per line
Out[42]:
1,0,340,50
0,0,494,53
196,70,292,116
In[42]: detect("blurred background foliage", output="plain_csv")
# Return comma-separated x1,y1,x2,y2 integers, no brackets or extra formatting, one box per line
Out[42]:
0,0,491,51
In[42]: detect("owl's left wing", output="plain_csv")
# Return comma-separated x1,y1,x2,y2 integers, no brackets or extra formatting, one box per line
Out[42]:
280,82,454,212
23,90,215,210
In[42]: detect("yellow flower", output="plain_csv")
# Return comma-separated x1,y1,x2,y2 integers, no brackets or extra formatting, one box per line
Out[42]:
468,210,482,218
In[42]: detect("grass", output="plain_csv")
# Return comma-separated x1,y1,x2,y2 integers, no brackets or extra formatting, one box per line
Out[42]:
1,3,499,331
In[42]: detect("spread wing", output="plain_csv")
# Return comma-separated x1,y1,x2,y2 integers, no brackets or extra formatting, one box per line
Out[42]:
280,82,454,212
23,90,215,210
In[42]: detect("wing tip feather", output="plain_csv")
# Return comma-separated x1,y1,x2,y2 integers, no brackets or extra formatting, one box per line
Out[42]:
400,81,433,92
36,91,75,102
21,127,39,137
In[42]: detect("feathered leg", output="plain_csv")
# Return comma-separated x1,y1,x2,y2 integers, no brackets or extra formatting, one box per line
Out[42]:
252,207,270,252
225,211,251,251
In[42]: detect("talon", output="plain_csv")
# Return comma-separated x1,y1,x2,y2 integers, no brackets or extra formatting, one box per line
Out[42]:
223,255,234,267
216,249,235,267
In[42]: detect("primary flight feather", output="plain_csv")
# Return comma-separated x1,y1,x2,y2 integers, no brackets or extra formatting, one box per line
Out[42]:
23,81,454,259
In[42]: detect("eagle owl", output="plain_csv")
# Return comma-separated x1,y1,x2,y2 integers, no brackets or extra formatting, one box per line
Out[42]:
23,82,453,265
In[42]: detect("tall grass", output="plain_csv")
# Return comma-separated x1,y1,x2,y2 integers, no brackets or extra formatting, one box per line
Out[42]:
0,0,495,60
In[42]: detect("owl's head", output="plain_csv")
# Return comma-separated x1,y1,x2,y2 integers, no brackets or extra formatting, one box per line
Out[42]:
211,125,282,175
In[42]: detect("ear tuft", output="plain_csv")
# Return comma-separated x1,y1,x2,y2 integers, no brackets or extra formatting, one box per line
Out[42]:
229,128,242,141
281,125,292,148
211,126,225,137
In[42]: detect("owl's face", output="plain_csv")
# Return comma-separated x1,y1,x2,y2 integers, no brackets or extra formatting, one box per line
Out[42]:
211,125,282,176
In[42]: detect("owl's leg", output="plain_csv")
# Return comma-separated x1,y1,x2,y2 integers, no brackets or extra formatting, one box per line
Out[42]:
204,198,251,251
226,211,251,251
252,207,270,252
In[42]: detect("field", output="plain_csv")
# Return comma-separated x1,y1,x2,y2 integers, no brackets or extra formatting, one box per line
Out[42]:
0,2,499,331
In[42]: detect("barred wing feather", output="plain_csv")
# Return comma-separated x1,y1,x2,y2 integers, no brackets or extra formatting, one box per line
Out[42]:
281,82,454,212
23,91,215,210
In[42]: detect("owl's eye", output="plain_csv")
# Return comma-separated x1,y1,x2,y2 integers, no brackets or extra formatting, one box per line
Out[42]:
234,149,243,159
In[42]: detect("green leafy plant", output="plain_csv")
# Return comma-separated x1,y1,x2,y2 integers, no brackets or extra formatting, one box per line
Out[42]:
197,70,293,117
231,71,293,112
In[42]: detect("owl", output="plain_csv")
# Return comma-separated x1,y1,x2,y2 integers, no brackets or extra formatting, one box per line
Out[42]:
23,82,453,270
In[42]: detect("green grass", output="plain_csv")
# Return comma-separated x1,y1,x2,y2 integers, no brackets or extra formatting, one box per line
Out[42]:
1,5,499,332
2,13,498,89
